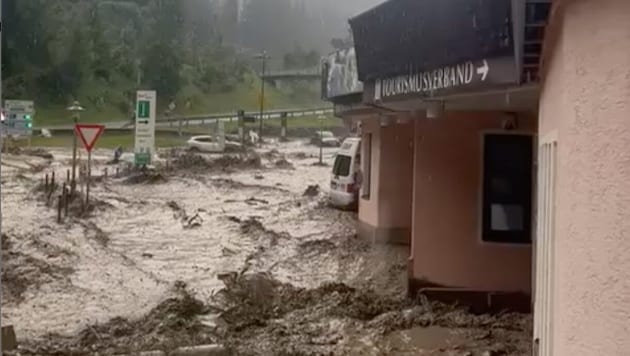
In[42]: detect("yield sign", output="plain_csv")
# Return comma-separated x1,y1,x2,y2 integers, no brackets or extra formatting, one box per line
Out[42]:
75,124,105,152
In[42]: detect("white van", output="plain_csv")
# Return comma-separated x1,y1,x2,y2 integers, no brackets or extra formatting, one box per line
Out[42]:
329,137,361,210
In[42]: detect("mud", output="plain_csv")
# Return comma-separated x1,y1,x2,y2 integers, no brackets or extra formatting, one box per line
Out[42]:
303,185,320,197
274,158,294,169
211,273,531,356
2,233,75,305
123,170,169,185
18,282,216,356
31,182,115,218
21,148,55,160
169,150,262,173
1,142,531,356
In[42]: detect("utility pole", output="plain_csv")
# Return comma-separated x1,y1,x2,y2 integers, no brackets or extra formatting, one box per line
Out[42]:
255,51,270,142
67,101,85,196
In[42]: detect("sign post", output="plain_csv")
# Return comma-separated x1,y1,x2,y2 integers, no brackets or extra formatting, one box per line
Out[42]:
135,91,156,167
75,124,104,207
4,100,35,146
67,101,85,196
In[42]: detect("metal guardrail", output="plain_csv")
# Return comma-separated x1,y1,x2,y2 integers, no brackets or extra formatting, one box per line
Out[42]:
159,107,334,125
37,107,335,131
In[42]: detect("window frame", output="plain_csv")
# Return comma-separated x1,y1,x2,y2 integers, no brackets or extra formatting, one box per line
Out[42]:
479,131,535,246
362,133,372,200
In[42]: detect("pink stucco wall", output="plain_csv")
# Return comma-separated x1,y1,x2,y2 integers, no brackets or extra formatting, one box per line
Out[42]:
376,121,414,228
411,112,535,292
358,117,414,230
538,0,630,354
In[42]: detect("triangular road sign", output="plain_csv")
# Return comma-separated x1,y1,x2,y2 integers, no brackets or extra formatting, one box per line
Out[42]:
75,124,105,152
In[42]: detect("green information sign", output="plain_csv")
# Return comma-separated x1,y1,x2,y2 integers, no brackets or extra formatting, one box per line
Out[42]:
138,100,150,119
134,152,151,166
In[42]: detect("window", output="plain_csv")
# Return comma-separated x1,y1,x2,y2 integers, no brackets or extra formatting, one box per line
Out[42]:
482,134,533,244
195,137,213,143
362,133,372,199
332,155,351,177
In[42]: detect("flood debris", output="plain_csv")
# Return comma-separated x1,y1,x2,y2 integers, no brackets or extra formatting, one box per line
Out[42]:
167,201,205,229
123,170,168,185
5,142,531,356
244,197,269,205
170,151,262,173
21,148,54,160
274,158,294,169
289,151,310,160
2,233,74,304
210,272,407,354
31,182,113,220
19,282,215,356
80,221,111,247
303,184,320,197
261,149,281,160
211,178,290,193
208,272,531,355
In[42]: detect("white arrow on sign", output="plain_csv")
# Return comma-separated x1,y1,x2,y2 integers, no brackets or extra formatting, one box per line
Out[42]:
477,60,489,81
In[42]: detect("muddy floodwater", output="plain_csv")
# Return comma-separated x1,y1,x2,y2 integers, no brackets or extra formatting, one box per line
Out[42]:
1,141,531,355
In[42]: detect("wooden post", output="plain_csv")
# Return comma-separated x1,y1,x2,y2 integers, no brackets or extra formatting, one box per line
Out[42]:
51,171,56,189
64,185,70,217
67,169,70,183
45,174,49,191
72,119,78,196
86,151,92,207
57,195,63,223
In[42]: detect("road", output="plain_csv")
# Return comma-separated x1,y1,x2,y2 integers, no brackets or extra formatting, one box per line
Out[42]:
40,107,334,131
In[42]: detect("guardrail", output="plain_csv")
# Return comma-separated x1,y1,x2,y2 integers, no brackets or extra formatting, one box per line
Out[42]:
158,107,334,126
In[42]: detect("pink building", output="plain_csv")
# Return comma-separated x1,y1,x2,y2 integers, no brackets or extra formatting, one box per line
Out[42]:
326,0,630,354
534,0,630,354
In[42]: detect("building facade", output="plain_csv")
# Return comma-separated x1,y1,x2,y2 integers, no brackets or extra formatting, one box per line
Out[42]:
535,0,630,354
345,0,630,354
349,0,546,312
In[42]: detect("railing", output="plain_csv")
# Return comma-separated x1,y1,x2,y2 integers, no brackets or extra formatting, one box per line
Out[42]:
262,69,321,79
159,107,334,125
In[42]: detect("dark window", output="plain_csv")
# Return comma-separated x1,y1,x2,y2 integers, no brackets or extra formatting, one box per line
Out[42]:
332,155,351,177
482,134,533,244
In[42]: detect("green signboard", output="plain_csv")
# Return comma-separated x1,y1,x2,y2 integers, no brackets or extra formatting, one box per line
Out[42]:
134,152,151,166
138,100,151,119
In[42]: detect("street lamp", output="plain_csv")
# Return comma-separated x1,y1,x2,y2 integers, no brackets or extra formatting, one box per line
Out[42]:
67,101,85,195
254,51,271,142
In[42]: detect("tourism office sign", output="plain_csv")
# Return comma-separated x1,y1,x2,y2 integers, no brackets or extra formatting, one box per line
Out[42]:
371,56,519,102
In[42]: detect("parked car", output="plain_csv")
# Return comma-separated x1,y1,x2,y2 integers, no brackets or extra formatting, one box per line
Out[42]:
311,131,341,147
187,135,225,153
329,137,361,210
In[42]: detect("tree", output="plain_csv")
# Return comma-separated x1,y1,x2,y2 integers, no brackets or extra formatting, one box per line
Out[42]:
88,4,114,82
142,43,181,98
